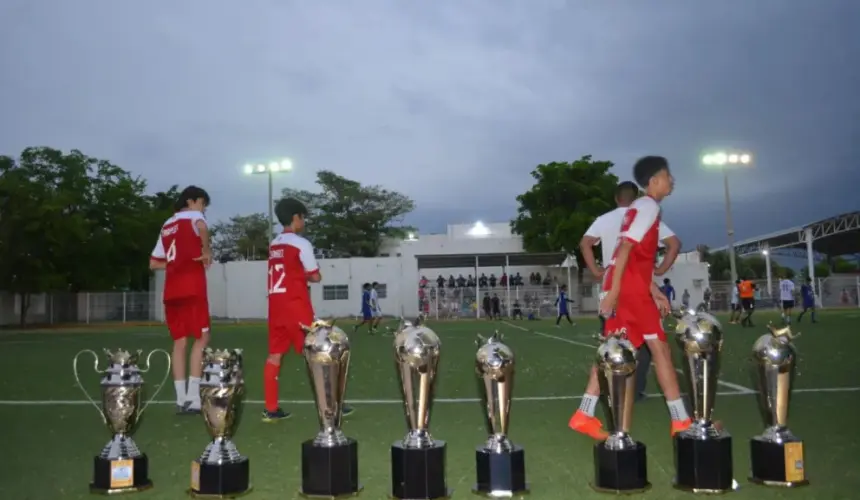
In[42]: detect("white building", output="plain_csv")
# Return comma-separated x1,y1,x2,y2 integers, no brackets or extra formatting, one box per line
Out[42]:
150,221,709,320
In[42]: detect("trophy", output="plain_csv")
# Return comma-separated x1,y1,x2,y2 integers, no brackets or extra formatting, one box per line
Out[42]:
749,325,808,487
473,331,528,497
673,311,737,493
299,320,361,498
73,348,170,494
391,319,450,500
189,348,252,497
591,332,650,493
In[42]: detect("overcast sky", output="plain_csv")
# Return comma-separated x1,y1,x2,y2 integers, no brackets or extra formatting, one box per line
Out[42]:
2,1,858,248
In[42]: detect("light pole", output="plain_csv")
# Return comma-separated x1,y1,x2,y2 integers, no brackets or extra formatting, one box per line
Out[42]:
762,248,773,297
243,159,293,239
701,151,753,283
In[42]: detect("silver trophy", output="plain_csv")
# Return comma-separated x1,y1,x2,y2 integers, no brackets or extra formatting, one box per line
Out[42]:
749,324,808,486
300,320,361,497
474,331,527,496
391,319,450,499
592,332,650,493
673,310,737,493
73,348,170,494
190,348,251,497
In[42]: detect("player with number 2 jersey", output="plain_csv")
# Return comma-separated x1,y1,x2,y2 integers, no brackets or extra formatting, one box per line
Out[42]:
149,186,212,415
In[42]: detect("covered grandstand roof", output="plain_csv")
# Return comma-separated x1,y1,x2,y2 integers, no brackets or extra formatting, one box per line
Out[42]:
416,252,569,269
712,211,860,257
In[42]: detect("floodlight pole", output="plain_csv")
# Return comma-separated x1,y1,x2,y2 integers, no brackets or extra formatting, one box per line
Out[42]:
268,170,274,240
723,169,738,282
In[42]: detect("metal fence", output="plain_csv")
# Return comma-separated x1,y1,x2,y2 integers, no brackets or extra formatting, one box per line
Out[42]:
706,275,860,312
417,284,577,320
0,291,158,326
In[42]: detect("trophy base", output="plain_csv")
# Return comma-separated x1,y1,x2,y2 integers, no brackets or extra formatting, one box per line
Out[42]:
674,433,737,493
590,441,651,493
391,440,451,500
749,437,809,487
90,454,153,495
473,445,528,497
300,438,362,498
189,458,252,498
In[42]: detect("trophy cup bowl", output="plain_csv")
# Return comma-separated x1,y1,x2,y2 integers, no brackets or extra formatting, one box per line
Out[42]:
73,348,170,495
749,325,808,487
591,334,650,493
190,348,252,498
473,332,528,497
673,311,737,493
299,320,362,498
391,322,450,500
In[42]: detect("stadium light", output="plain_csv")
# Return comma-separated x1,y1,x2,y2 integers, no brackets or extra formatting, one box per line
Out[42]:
405,232,418,241
761,249,768,256
701,150,754,283
243,158,294,238
468,221,491,237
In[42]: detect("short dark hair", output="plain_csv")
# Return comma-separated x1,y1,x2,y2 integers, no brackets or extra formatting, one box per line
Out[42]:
175,185,210,211
362,282,370,289
633,156,669,188
275,198,308,226
615,181,639,203
372,281,379,287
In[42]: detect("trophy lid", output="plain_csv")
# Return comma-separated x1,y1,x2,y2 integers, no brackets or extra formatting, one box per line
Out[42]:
394,325,440,369
752,324,797,367
595,333,636,375
475,332,514,378
674,311,723,354
104,348,141,367
303,320,350,364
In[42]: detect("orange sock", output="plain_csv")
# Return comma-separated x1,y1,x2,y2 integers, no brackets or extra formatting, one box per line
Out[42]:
264,361,280,412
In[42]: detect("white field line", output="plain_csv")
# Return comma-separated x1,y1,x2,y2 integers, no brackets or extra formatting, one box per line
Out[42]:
502,321,756,394
1,387,859,406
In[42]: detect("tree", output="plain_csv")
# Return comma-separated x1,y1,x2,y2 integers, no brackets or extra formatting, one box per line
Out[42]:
510,156,618,277
281,170,415,257
831,257,859,274
801,262,831,280
211,213,270,261
0,147,175,324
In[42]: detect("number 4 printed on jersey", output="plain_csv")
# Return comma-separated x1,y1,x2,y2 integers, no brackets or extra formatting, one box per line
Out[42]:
269,263,286,294
166,240,177,262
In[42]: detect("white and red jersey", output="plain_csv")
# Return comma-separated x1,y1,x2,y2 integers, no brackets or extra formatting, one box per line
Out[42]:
151,210,208,302
584,206,675,266
602,196,662,297
267,231,319,326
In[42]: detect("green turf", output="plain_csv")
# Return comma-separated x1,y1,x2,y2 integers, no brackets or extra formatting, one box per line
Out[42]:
1,310,858,499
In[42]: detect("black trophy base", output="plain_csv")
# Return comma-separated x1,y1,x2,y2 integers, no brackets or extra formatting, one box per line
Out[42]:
749,437,809,487
300,438,362,498
473,445,528,497
189,459,252,498
674,433,737,493
391,441,451,500
90,454,153,495
591,441,651,494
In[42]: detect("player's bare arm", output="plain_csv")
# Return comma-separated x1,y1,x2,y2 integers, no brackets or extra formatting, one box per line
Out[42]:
599,239,633,314
579,235,604,278
306,271,322,283
149,258,166,270
654,234,681,276
193,219,212,267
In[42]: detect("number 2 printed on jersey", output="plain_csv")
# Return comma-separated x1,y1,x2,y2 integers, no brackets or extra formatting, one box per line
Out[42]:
269,263,287,294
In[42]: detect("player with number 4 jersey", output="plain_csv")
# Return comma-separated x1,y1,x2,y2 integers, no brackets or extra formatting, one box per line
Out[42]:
263,198,354,422
149,186,212,415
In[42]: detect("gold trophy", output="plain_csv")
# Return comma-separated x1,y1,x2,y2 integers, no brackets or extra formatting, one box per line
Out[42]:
299,320,362,498
673,311,737,493
391,318,450,500
749,324,808,487
473,331,528,497
591,331,650,493
189,348,251,497
73,348,170,494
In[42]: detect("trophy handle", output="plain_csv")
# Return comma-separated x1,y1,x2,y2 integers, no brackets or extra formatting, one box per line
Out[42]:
72,349,107,424
137,348,172,418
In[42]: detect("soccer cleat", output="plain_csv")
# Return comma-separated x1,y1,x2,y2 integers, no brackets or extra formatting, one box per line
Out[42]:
568,410,609,440
183,403,202,415
175,402,192,415
261,408,292,422
342,405,355,417
671,418,692,436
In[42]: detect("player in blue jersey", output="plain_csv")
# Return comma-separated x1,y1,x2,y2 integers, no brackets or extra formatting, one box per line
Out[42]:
554,285,575,326
797,277,817,324
353,283,375,334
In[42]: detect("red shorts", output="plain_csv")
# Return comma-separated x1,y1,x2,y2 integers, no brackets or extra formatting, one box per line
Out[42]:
603,294,665,348
268,302,313,355
164,296,210,341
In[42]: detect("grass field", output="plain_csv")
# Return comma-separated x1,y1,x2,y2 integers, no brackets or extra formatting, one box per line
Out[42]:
1,310,859,500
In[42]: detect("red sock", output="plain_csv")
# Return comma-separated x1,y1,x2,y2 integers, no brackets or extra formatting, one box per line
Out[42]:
264,361,280,412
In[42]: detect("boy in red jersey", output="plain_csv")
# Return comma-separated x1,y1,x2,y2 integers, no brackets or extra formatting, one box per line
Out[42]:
149,186,212,415
569,156,692,439
262,198,354,421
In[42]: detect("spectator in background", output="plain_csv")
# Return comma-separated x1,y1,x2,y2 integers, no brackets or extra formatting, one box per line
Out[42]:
482,294,492,319
491,294,501,319
419,276,428,288
681,289,690,309
529,272,536,285
535,272,543,285
513,272,523,287
436,275,445,289
511,300,523,319
467,274,476,287
456,274,466,287
479,273,488,288
500,273,508,287
489,274,497,288
447,275,455,288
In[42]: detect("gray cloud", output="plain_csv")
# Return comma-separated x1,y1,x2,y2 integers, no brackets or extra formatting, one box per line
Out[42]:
1,0,858,248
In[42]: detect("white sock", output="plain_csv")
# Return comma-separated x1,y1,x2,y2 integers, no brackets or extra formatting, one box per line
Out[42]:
667,398,689,421
187,377,202,407
579,394,599,417
174,380,186,406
